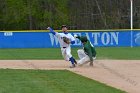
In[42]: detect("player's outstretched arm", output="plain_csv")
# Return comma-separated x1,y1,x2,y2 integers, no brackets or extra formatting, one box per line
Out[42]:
74,35,82,40
70,35,76,44
47,27,56,35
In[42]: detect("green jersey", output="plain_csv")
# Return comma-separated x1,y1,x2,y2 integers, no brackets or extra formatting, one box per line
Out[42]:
77,36,96,61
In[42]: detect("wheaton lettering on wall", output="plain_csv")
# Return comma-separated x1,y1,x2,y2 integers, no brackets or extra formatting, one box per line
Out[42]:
0,30,139,48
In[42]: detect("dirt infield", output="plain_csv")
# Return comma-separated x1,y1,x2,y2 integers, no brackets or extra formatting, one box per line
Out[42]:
0,60,139,93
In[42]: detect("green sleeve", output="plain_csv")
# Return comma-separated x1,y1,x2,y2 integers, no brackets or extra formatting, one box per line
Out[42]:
85,47,93,61
77,36,82,40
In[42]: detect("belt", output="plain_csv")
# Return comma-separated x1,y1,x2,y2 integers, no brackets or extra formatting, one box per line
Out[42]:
62,47,66,48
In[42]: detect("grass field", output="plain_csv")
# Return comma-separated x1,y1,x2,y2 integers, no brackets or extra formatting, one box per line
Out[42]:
0,69,125,93
0,47,139,93
0,47,139,60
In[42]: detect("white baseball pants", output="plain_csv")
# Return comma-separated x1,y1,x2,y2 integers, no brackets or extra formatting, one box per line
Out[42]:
61,46,72,61
77,49,96,65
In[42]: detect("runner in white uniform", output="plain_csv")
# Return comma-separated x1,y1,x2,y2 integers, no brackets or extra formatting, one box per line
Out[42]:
47,25,77,68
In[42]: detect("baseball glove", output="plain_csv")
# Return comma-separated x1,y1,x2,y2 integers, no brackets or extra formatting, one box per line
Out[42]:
63,37,70,44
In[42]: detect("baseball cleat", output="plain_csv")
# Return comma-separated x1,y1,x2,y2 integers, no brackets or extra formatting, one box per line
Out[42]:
74,59,77,64
70,64,76,68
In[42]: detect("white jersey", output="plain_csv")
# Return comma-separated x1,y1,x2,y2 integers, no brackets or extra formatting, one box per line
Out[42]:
55,32,75,48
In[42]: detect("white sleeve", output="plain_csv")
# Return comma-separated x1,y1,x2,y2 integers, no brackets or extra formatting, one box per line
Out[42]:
55,32,61,38
70,34,75,41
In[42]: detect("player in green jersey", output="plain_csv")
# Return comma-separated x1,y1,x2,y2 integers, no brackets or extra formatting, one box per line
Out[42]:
74,35,96,66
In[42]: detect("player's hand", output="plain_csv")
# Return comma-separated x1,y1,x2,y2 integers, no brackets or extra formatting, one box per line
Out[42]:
47,27,50,30
74,34,78,38
89,61,93,66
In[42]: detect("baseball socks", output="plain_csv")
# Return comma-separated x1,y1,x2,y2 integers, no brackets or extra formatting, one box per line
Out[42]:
69,57,76,68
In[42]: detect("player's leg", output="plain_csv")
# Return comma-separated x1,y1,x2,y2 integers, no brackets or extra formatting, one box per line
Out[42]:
61,48,69,61
77,49,96,66
77,55,90,66
77,49,87,60
65,46,76,68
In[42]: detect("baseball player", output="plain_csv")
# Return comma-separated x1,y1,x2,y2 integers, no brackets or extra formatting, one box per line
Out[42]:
74,35,96,66
47,25,77,68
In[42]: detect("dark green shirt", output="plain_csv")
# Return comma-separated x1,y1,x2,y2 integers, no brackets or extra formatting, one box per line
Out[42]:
77,36,96,61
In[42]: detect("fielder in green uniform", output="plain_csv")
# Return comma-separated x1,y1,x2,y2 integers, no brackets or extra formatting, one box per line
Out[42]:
74,35,96,66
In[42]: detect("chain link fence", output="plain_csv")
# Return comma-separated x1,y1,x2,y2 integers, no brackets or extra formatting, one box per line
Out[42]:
68,0,140,30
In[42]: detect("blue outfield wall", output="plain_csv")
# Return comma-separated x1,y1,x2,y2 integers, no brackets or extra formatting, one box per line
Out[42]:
0,30,140,48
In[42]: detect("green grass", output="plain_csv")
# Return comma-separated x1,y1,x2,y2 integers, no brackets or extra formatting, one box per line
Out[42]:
0,47,136,93
96,47,140,60
0,47,139,60
0,69,125,93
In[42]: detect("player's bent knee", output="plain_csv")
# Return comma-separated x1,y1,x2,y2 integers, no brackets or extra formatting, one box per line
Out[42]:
77,49,82,54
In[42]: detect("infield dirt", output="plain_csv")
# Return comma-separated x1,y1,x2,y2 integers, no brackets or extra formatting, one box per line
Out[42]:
0,60,139,93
